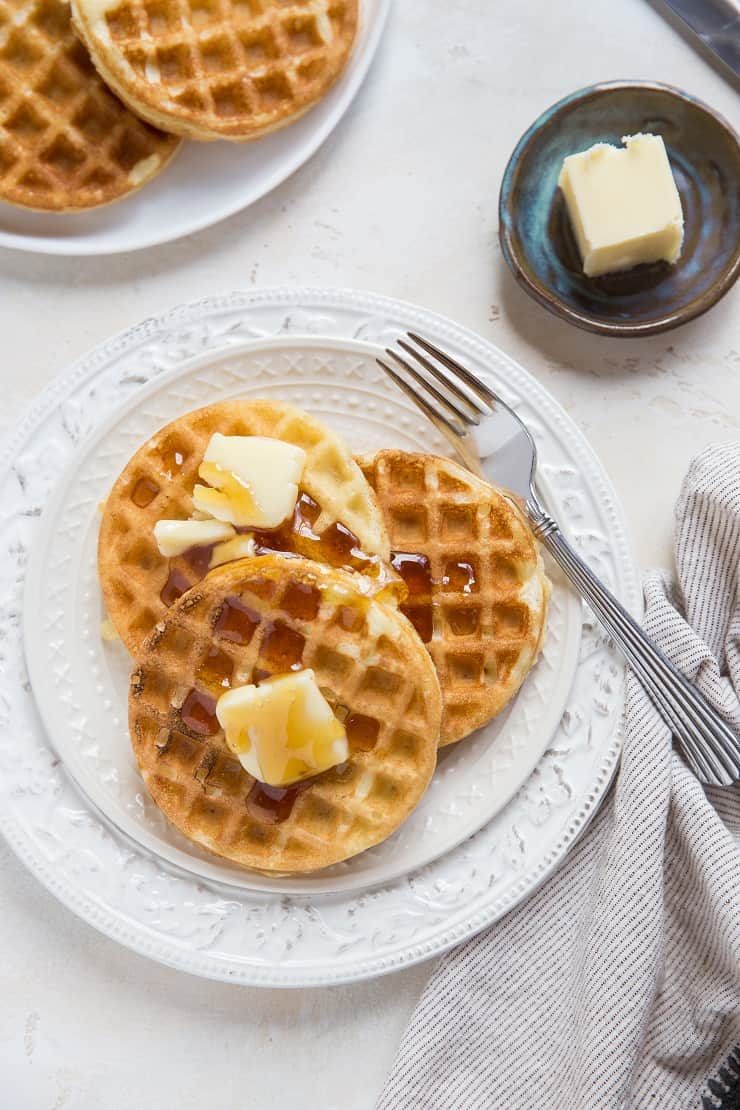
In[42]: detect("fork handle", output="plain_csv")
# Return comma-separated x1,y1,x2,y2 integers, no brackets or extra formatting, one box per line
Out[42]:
527,504,740,786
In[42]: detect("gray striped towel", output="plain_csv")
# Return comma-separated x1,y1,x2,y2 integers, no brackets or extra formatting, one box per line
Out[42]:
379,443,740,1110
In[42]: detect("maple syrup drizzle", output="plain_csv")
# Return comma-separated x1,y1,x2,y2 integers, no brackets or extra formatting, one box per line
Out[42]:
345,713,380,751
131,476,160,508
259,619,305,671
442,560,477,593
160,568,192,607
246,780,308,825
157,488,386,617
197,646,234,690
251,491,317,553
322,521,376,571
160,543,215,613
390,552,432,596
183,542,218,578
281,580,321,621
294,490,321,529
214,596,260,645
180,688,219,736
402,604,433,644
391,551,434,644
253,491,377,574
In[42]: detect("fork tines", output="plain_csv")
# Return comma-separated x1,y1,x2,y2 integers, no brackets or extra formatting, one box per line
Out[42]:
377,333,494,437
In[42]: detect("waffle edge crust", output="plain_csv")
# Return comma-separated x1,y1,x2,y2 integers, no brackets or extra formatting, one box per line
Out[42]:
0,0,180,211
129,555,442,873
71,0,358,141
98,397,390,655
359,450,550,747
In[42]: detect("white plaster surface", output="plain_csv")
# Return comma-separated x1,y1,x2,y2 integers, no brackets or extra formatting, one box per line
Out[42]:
0,1,737,1106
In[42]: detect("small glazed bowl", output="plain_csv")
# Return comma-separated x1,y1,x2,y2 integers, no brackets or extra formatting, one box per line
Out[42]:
499,81,740,337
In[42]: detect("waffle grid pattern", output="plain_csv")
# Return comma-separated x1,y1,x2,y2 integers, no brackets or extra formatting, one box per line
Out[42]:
98,399,389,653
129,556,441,872
73,0,357,140
360,451,549,746
0,0,178,210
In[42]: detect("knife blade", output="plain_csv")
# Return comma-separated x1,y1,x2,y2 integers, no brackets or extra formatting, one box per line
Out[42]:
660,0,740,78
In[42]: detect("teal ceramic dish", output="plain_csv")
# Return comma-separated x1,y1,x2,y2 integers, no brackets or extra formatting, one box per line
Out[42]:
499,81,740,337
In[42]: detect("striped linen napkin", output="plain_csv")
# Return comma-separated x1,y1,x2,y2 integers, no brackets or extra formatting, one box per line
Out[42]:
378,443,740,1110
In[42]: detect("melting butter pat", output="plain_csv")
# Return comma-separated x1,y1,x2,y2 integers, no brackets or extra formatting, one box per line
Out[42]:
153,517,235,557
209,534,257,569
558,133,683,277
217,670,348,787
192,434,306,528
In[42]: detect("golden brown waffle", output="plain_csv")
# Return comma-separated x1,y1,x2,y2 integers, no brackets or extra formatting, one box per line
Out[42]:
71,0,357,141
129,554,441,872
0,0,179,211
99,399,390,654
359,451,550,747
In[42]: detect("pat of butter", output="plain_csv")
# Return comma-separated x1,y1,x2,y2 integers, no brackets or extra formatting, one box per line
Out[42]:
153,517,235,557
217,670,348,787
192,434,306,529
209,534,257,569
558,133,683,278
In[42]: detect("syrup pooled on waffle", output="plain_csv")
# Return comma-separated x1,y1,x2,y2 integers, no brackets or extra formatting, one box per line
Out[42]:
98,399,395,654
129,555,441,872
359,451,550,746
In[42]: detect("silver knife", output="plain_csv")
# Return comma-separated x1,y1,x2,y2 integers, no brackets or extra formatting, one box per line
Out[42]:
661,0,740,78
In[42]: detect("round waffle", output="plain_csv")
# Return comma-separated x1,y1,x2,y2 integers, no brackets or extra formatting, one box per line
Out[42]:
71,0,358,141
99,399,390,654
129,554,442,872
359,451,550,747
0,0,179,212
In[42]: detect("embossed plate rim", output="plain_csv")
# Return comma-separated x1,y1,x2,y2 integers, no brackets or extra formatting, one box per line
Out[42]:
0,288,639,985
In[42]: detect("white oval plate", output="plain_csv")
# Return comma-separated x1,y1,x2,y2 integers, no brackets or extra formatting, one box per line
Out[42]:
23,336,582,895
0,1,389,256
2,289,639,985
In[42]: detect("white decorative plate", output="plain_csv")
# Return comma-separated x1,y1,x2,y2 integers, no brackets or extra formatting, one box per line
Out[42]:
23,336,582,894
2,289,639,985
0,1,389,256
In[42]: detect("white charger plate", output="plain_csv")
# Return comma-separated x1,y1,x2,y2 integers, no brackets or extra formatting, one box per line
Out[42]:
2,288,639,985
0,1,389,256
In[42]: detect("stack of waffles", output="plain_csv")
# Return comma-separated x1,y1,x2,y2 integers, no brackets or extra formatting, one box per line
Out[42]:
0,0,357,210
100,399,550,873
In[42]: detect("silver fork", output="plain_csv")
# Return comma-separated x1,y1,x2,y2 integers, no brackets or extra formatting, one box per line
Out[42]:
378,332,740,787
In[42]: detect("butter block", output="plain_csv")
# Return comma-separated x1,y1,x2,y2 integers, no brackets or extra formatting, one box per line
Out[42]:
208,534,257,569
558,133,683,278
192,433,306,529
217,670,348,787
153,517,235,557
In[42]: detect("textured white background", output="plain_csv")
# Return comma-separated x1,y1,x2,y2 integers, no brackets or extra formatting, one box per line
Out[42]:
0,2,738,1107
